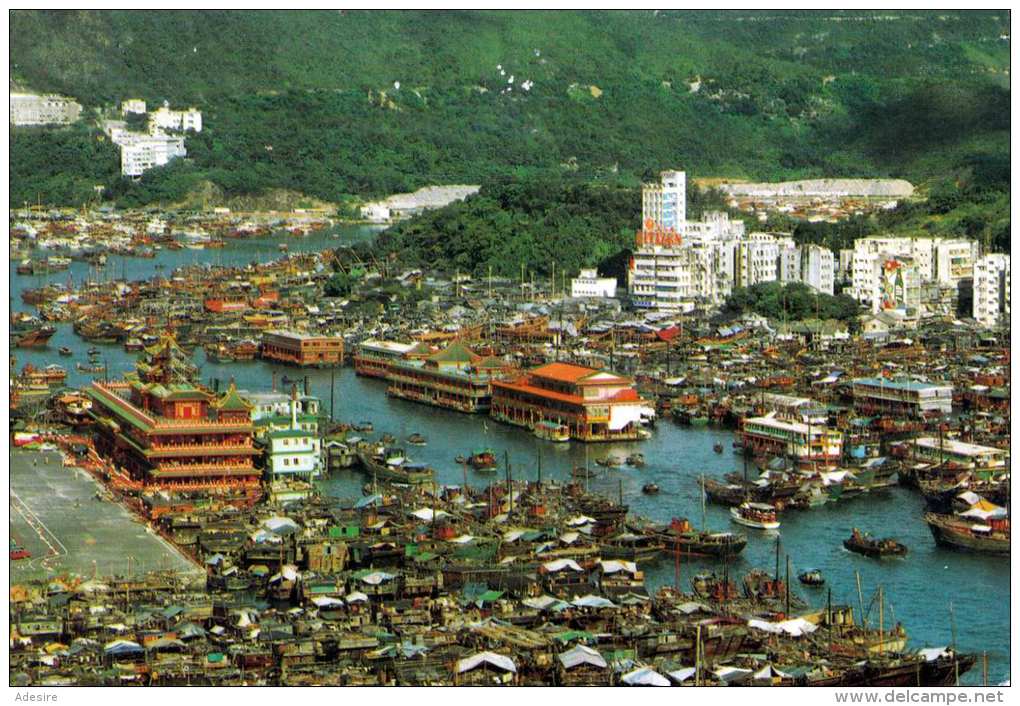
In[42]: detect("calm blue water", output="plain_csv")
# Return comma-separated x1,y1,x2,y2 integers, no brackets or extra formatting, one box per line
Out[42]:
9,226,1009,684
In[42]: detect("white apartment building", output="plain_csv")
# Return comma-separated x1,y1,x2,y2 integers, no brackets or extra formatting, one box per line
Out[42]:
801,244,835,295
778,238,801,283
119,132,187,177
150,104,203,133
121,99,147,115
571,269,618,298
934,239,981,286
10,92,82,126
848,236,981,315
973,254,1010,327
735,233,780,288
642,170,686,234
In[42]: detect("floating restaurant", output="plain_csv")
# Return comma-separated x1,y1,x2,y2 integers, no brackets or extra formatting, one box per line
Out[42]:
261,330,344,367
739,413,843,465
386,342,509,414
490,362,654,442
85,336,262,492
353,339,418,379
851,377,953,417
909,437,1009,473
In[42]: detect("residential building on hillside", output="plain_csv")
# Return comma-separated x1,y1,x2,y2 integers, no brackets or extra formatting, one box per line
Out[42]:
118,132,187,177
121,99,147,115
10,92,82,126
973,254,1010,327
150,104,203,132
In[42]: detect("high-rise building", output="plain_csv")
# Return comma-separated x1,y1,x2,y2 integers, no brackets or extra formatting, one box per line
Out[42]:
642,170,686,234
973,254,1010,327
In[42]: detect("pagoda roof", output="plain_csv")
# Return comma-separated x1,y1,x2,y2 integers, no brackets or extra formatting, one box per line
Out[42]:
428,341,479,365
216,383,252,412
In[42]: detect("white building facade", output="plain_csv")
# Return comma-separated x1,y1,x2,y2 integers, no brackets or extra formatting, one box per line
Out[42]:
973,254,1010,327
641,170,686,234
801,244,835,295
10,92,82,126
571,269,618,298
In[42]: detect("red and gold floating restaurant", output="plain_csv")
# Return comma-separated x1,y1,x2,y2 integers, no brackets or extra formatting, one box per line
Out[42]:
491,362,655,442
85,337,261,493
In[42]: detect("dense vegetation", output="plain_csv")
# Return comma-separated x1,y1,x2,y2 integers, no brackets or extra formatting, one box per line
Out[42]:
723,281,862,323
9,10,1010,260
374,179,640,278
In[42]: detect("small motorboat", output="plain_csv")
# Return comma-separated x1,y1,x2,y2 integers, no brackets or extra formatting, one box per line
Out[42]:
626,453,646,467
58,347,72,356
798,569,825,586
730,502,781,530
354,421,374,433
713,443,724,454
407,433,427,446
642,482,660,495
595,455,622,468
380,433,397,445
454,455,467,464
843,528,908,558
571,466,598,480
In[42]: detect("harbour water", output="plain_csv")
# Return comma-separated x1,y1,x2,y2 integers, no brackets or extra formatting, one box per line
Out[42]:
8,226,1009,684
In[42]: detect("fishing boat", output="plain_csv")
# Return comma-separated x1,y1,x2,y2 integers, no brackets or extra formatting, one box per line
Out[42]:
278,243,289,252
798,569,825,586
653,516,748,559
357,447,434,485
407,433,427,446
713,443,724,454
571,466,598,480
600,532,664,562
595,455,622,468
468,449,498,471
353,421,374,433
843,528,908,558
641,482,659,495
742,568,794,603
923,513,1009,556
533,420,570,442
730,502,780,530
690,572,738,601
58,347,72,356
626,453,645,467
10,317,57,348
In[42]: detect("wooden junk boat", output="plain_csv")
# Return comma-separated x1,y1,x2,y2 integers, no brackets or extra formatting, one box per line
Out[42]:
730,502,780,530
923,513,1009,556
656,517,747,559
843,528,908,558
690,571,738,601
357,447,434,485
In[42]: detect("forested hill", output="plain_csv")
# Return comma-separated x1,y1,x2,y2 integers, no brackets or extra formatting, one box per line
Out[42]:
10,10,1010,220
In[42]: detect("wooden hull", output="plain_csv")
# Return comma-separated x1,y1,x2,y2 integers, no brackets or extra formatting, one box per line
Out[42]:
925,514,1009,555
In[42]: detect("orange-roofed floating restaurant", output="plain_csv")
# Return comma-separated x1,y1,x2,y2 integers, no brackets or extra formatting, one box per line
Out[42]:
490,362,655,442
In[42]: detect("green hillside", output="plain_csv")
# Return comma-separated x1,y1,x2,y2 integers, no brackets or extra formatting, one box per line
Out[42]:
9,10,1010,252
